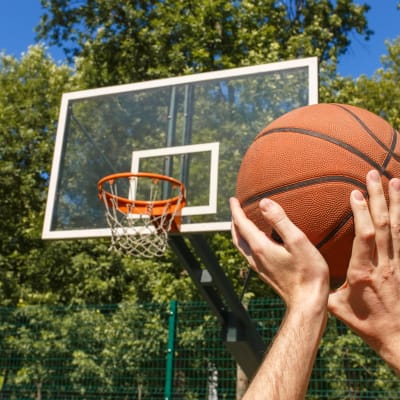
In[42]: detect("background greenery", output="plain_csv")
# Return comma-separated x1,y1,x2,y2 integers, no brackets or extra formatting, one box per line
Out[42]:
1,299,399,399
1,0,400,397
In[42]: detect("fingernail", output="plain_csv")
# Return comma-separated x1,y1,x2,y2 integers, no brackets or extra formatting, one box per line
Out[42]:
391,178,400,191
259,198,273,210
352,190,364,201
368,170,380,182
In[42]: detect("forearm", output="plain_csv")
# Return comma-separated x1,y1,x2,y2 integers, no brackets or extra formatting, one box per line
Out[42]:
243,307,327,400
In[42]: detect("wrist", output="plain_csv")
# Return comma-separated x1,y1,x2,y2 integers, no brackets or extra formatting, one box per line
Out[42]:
371,335,400,375
285,294,328,336
287,280,330,318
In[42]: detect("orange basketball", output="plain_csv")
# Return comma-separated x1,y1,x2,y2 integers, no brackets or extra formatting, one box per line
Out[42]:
236,103,400,287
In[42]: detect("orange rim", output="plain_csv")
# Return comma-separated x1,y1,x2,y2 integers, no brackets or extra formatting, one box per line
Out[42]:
97,172,186,215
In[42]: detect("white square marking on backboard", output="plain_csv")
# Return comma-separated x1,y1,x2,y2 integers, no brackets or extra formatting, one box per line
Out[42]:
41,57,318,239
131,142,220,217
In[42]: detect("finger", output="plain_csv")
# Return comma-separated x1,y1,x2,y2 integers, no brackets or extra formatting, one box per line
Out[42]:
230,197,273,260
258,198,309,253
230,198,254,258
230,197,263,244
389,178,400,261
230,197,285,257
230,198,243,248
231,211,253,261
349,189,376,264
231,217,250,254
366,170,391,259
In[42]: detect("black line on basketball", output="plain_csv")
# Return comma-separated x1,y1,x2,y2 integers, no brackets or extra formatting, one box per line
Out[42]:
241,176,366,208
382,127,398,170
258,127,393,180
334,104,400,163
316,210,353,249
317,186,368,250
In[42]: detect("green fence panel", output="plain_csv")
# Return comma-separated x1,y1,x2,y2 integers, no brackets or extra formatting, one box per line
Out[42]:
0,299,399,399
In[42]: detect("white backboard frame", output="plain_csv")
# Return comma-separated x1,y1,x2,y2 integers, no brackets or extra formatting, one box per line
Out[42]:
42,57,319,239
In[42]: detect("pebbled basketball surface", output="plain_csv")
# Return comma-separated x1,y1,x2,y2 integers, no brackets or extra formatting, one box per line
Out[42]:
236,103,400,287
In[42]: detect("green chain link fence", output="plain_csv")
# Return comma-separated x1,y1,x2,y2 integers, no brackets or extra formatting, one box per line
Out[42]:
0,298,398,399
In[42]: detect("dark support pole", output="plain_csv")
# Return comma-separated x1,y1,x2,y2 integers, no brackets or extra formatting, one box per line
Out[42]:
163,86,178,199
164,300,177,400
169,235,228,326
169,235,266,379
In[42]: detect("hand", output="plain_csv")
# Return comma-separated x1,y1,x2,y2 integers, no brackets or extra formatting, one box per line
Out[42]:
328,170,400,374
231,197,330,398
230,197,330,311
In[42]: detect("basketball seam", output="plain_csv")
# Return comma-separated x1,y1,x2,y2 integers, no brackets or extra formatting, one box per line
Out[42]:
383,127,398,170
334,104,400,164
317,187,367,250
241,176,367,253
241,176,366,207
316,210,352,249
258,127,393,180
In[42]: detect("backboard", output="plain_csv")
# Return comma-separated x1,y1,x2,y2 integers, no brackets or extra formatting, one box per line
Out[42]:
42,57,318,239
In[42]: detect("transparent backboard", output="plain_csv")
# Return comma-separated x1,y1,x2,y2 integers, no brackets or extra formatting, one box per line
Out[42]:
43,57,318,239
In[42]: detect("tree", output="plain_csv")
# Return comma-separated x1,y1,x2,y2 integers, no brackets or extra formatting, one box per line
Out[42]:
320,37,400,127
2,2,400,397
30,0,374,305
0,0,383,306
0,46,72,305
0,47,196,306
37,0,372,86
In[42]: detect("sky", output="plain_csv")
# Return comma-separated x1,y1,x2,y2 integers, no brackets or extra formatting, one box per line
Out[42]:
0,1,399,78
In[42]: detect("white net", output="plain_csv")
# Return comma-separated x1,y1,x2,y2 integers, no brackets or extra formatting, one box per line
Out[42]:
99,174,185,258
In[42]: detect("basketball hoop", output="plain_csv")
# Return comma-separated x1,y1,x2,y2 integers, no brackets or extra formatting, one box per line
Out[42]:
97,172,186,258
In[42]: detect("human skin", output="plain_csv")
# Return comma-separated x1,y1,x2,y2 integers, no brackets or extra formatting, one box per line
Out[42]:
230,197,330,399
328,170,400,375
230,170,400,399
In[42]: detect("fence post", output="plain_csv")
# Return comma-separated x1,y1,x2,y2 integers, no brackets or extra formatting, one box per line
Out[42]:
164,300,177,400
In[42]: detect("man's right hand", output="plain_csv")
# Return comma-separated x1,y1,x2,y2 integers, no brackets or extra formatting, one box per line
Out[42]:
328,170,400,374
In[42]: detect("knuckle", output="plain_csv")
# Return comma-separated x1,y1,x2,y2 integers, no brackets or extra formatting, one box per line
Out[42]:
266,207,285,225
359,227,376,242
375,213,390,230
251,242,266,258
347,261,374,284
381,264,395,280
287,230,307,247
347,269,373,286
249,237,265,254
357,201,370,212
391,222,400,238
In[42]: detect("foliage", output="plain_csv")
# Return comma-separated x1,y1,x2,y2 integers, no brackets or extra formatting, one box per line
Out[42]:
0,302,169,398
2,2,400,395
1,0,398,310
0,47,198,306
0,46,72,305
1,301,399,399
316,319,400,398
37,0,371,85
319,38,400,132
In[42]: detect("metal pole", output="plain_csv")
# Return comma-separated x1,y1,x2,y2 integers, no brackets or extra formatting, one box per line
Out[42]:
169,235,266,379
164,300,177,400
163,86,178,199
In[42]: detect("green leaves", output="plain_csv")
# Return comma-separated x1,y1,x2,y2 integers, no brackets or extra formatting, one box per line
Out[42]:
1,0,398,312
0,47,72,305
1,303,169,397
318,319,400,397
37,0,371,86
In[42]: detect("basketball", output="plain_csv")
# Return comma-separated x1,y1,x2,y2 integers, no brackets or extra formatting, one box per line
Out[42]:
235,103,400,287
